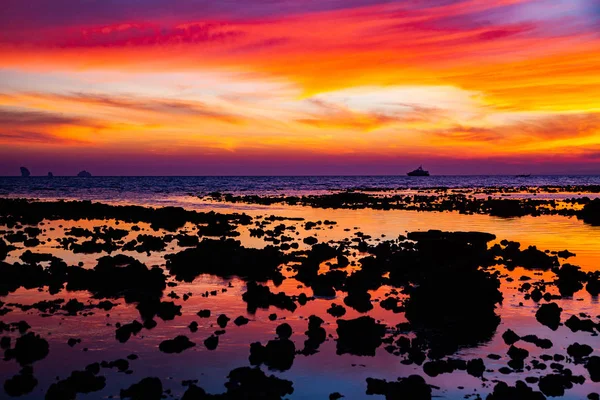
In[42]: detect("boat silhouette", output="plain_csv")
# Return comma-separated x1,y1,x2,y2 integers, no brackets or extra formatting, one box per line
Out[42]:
407,165,430,176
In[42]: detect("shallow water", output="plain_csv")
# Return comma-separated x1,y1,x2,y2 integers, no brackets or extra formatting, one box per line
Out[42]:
1,193,600,399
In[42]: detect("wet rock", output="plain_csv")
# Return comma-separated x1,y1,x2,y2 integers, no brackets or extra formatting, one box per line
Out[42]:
204,335,218,351
379,296,404,313
567,343,593,360
330,392,344,400
303,237,318,245
521,335,553,349
336,317,386,356
102,358,130,372
155,301,182,321
508,345,529,361
159,335,195,354
4,332,49,366
466,358,486,378
586,277,600,296
62,299,85,315
197,309,211,318
366,375,431,400
120,377,162,400
564,315,598,334
555,264,587,296
502,329,520,345
535,303,562,331
249,338,296,371
301,315,326,355
327,303,346,317
165,239,284,283
242,282,297,313
4,367,37,397
224,366,293,398
344,291,373,313
486,381,545,400
234,316,249,326
586,356,600,382
115,321,143,343
45,370,106,400
217,314,230,328
538,373,585,397
276,323,292,340
422,360,455,377
188,321,198,333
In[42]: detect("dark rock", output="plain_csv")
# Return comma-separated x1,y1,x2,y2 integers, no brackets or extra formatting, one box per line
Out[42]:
535,303,562,330
564,315,598,333
165,239,284,283
4,367,37,397
586,356,600,382
366,375,431,400
4,332,49,366
327,303,346,317
486,381,545,400
223,366,293,398
507,345,529,361
115,321,143,343
45,370,106,400
249,338,296,371
217,314,230,328
77,170,92,177
204,335,218,351
120,377,162,400
567,343,593,359
502,329,520,345
336,317,386,356
276,323,292,340
234,316,249,326
242,282,297,313
20,167,30,177
466,358,486,377
159,335,195,354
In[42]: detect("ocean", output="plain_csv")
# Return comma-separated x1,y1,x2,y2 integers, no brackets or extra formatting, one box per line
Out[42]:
2,175,600,205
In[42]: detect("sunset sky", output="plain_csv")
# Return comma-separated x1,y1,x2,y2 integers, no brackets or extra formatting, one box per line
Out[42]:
1,0,600,175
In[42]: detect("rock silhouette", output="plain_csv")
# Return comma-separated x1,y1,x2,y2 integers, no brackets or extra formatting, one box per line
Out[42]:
19,167,30,177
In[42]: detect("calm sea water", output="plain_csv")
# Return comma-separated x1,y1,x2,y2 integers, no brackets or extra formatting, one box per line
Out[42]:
2,175,600,205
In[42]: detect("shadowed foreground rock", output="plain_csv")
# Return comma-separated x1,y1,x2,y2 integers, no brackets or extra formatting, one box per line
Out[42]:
182,366,294,399
120,377,162,400
366,375,432,400
336,316,386,356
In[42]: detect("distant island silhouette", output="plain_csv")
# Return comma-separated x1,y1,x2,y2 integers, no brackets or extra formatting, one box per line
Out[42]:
77,170,92,177
20,167,30,177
